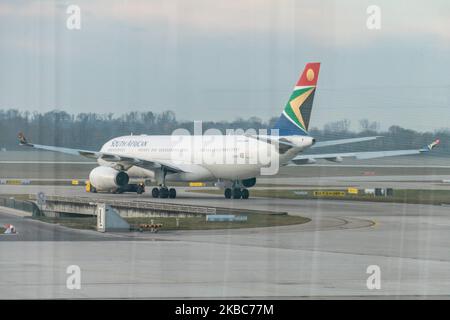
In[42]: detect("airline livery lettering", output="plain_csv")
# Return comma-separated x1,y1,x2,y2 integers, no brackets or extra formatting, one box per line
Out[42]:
111,140,148,148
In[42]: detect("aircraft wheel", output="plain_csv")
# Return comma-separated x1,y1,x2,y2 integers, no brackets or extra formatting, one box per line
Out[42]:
151,187,159,198
169,188,177,198
160,187,169,198
137,185,145,195
232,188,242,199
224,188,232,199
241,188,249,199
91,187,97,193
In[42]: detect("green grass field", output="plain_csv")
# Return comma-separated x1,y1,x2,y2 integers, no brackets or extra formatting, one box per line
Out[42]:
190,188,450,205
126,214,310,230
29,213,310,231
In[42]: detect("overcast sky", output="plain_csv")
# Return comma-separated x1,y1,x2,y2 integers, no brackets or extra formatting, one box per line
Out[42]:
0,0,449,131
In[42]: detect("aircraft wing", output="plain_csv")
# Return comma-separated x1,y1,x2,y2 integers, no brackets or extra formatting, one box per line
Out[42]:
247,135,382,154
290,139,440,165
17,132,184,173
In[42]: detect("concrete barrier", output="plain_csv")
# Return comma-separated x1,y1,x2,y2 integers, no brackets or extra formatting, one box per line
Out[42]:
0,197,41,216
24,194,286,218
96,204,130,232
28,195,217,218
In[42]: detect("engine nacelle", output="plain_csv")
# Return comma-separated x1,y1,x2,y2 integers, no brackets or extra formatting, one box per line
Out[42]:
242,177,256,188
89,166,129,191
325,156,343,163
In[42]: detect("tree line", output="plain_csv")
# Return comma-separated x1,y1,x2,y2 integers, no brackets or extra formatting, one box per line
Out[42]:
0,109,448,155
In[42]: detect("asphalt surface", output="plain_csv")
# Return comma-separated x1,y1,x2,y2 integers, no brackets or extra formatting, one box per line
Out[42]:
0,208,120,241
1,185,450,298
1,152,450,181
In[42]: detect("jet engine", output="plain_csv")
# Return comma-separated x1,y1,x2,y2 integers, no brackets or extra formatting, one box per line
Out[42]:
215,177,257,189
241,177,256,188
89,166,129,191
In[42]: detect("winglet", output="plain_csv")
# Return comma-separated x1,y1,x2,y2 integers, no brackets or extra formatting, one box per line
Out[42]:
421,139,440,152
18,132,30,146
427,139,440,150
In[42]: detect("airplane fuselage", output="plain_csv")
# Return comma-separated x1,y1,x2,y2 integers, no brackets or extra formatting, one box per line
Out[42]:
98,135,314,183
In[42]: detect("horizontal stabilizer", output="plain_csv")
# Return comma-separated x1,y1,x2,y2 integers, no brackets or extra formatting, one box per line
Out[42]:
311,136,382,148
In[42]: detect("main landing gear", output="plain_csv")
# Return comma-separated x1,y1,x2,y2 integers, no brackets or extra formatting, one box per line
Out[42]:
152,168,177,198
224,187,249,200
151,187,177,199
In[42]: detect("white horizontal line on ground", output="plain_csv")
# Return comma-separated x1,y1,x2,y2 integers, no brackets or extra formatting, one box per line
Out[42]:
0,178,84,181
0,161,96,164
303,164,450,168
0,162,448,168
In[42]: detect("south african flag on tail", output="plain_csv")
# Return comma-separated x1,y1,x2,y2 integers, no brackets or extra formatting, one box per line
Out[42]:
273,62,320,136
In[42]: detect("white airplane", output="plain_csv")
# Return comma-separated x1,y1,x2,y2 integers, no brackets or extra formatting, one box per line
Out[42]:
18,63,439,199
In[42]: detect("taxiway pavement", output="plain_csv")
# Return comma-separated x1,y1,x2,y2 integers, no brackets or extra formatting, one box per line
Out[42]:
1,185,450,298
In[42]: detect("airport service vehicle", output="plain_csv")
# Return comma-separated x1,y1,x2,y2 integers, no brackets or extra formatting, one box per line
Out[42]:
85,180,145,194
18,63,439,199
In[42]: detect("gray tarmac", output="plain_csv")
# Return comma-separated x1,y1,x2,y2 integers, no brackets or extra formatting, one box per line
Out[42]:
1,152,450,181
1,185,450,298
0,207,122,241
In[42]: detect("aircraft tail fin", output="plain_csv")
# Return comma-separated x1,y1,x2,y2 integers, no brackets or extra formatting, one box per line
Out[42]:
272,62,320,136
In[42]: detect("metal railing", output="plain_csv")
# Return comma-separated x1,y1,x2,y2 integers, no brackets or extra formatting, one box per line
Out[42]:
28,195,217,215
